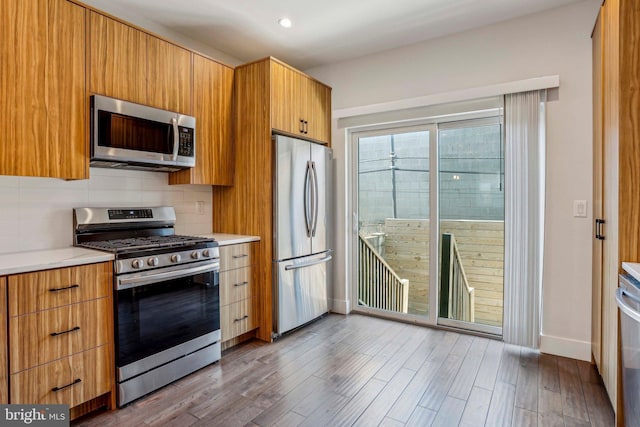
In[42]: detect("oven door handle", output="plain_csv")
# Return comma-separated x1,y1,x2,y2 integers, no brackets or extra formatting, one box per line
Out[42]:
117,263,218,290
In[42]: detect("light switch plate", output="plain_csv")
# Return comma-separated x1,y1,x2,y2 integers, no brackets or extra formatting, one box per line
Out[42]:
573,200,587,217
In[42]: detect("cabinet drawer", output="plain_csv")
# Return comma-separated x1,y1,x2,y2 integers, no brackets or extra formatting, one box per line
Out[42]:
220,243,252,271
10,345,111,406
220,267,253,306
8,263,112,316
10,298,111,374
221,298,257,341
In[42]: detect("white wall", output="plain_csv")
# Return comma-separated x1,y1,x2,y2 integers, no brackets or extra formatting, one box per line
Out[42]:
0,169,213,254
306,0,600,360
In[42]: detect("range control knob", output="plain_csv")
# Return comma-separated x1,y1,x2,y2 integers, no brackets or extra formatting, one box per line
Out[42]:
131,259,144,269
203,249,211,258
148,257,159,267
191,251,201,260
170,254,182,263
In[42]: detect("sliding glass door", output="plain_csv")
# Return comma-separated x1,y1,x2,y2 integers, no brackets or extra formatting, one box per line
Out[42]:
352,116,504,334
437,118,504,335
354,125,437,322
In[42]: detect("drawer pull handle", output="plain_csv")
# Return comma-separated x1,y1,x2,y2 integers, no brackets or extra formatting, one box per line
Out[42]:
49,284,79,292
234,281,249,287
52,378,81,392
50,326,80,337
234,315,249,322
232,254,248,259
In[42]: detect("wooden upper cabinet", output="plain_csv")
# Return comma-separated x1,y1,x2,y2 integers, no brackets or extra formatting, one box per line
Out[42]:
89,12,147,106
146,37,192,114
271,61,305,136
89,12,192,115
269,59,331,145
0,0,87,179
169,55,234,185
307,79,332,143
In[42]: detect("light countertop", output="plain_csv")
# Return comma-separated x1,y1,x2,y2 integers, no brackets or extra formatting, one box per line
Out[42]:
623,262,640,283
0,247,114,276
202,233,260,246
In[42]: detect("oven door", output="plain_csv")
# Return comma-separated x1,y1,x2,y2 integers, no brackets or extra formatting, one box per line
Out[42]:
115,260,219,381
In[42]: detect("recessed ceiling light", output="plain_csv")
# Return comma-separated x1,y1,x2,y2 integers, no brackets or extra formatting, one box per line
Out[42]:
278,17,292,28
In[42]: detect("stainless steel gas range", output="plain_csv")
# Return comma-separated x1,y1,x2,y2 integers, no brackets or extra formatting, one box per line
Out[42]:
73,206,220,407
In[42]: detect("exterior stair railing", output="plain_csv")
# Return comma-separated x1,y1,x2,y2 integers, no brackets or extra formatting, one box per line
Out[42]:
358,232,409,313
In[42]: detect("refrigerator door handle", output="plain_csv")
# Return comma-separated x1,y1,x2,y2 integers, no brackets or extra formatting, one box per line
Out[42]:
617,288,640,323
311,161,319,237
284,254,333,271
304,161,312,237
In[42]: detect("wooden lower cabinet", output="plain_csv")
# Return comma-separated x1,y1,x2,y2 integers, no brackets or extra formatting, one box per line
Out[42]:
221,297,257,341
6,262,115,418
219,242,259,346
0,277,7,404
9,298,111,374
10,345,111,406
8,262,111,316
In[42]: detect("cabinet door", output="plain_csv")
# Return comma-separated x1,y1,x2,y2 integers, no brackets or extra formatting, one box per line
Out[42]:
0,277,6,404
591,6,604,372
146,37,192,114
306,79,332,144
89,12,147,105
271,61,305,136
169,55,233,185
0,0,87,179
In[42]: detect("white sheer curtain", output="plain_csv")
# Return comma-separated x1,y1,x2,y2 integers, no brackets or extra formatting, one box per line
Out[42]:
503,90,546,348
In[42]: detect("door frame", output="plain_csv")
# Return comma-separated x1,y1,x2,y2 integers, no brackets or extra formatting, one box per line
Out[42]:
347,114,504,336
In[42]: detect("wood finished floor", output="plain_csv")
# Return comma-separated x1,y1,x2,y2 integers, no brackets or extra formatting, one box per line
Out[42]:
73,314,614,427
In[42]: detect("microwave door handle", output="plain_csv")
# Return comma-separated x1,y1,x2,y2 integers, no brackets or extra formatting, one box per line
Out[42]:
171,118,179,161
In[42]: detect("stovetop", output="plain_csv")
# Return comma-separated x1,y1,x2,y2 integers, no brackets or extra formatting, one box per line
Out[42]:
78,235,215,253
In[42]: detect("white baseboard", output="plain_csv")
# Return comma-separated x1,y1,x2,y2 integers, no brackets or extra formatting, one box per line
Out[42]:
540,333,591,361
330,298,351,315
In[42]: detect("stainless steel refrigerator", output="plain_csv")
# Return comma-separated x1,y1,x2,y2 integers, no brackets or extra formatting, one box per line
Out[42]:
273,134,332,336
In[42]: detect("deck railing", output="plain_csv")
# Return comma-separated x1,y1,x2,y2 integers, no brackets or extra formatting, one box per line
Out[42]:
441,233,475,322
358,232,409,313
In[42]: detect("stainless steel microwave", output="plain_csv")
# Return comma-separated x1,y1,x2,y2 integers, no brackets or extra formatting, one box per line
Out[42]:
90,95,196,172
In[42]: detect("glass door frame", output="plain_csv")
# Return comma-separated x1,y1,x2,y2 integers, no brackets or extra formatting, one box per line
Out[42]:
435,116,504,336
349,123,439,327
348,113,504,336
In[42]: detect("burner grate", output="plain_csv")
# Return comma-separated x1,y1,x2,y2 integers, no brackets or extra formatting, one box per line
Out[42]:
79,235,213,252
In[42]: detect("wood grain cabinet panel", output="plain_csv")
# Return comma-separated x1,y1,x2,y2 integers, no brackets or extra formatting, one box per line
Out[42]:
0,277,7,404
169,54,234,185
214,58,331,342
307,79,332,143
269,59,331,144
89,11,148,106
146,37,192,115
9,298,111,374
8,263,112,316
220,268,253,306
0,0,87,179
10,345,111,406
221,298,257,341
220,243,253,271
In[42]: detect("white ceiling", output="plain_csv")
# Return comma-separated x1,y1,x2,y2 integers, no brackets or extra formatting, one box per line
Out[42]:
82,0,581,70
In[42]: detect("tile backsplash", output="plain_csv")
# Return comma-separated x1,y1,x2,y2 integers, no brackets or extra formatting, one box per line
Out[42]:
0,168,213,254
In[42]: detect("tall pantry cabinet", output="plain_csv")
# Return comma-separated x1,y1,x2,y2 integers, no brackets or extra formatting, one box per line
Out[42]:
592,0,640,424
212,57,331,342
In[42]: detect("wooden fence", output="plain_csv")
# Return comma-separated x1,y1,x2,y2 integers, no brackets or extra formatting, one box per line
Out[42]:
382,219,504,326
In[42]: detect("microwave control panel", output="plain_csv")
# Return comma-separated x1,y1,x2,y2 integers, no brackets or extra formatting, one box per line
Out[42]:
178,127,195,157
